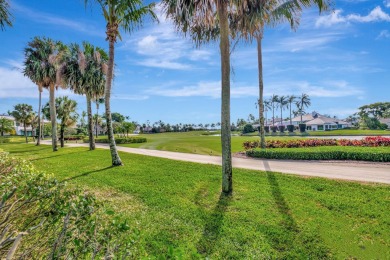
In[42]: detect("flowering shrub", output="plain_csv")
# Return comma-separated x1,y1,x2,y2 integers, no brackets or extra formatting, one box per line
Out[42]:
243,136,390,150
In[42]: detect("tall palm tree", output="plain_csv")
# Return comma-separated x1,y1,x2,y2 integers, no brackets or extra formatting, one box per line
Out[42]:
287,95,296,125
53,97,78,148
95,97,104,137
24,37,68,151
85,0,157,166
278,95,288,126
270,94,279,126
296,93,311,122
234,0,328,147
8,104,33,143
163,0,238,194
66,42,107,150
0,0,12,30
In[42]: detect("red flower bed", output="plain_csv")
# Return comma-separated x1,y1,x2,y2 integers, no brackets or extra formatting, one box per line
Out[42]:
243,136,390,150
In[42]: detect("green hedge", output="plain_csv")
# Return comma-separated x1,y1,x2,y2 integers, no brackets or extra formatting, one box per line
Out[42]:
0,138,10,143
246,147,390,162
84,136,147,144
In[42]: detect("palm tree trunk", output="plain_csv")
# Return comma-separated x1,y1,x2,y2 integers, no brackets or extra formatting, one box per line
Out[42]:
24,121,27,143
105,37,122,166
41,115,44,140
60,124,64,148
218,1,232,194
36,90,42,145
272,105,275,126
96,103,99,138
49,84,58,151
289,102,292,125
256,34,266,149
87,95,95,150
281,107,283,126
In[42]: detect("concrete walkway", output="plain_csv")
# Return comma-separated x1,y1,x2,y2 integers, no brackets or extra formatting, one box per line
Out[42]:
42,141,390,185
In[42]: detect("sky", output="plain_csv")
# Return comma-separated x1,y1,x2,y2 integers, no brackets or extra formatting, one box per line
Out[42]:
0,0,389,125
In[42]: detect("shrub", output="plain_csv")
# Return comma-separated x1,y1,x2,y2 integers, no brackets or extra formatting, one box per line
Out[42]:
64,134,85,141
0,138,10,143
287,125,294,132
242,124,255,134
264,126,270,133
85,137,147,144
299,123,306,133
246,148,390,162
278,125,286,133
0,152,137,258
271,126,278,133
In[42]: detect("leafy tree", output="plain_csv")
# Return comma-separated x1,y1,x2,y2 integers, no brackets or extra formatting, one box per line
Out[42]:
111,112,126,123
358,102,390,119
85,0,157,166
8,104,34,143
122,122,135,137
296,93,311,122
0,0,12,30
24,37,69,151
0,117,14,136
243,124,255,134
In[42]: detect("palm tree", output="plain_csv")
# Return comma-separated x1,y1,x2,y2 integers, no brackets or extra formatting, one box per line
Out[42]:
0,0,12,30
66,42,107,150
0,117,14,136
55,97,78,148
85,0,157,166
287,95,296,125
296,93,311,123
264,99,271,127
95,97,104,137
164,0,236,194
235,0,328,146
278,95,288,127
8,104,33,143
24,37,68,151
270,94,279,126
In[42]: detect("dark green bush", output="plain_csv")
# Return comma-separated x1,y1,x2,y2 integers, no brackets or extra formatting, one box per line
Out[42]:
243,124,255,134
84,137,147,144
299,123,306,133
246,149,390,162
287,125,294,132
264,126,270,133
278,125,286,133
271,126,278,133
0,153,137,258
0,138,10,143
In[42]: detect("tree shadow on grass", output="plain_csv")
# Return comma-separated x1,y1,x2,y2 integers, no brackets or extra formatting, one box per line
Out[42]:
262,160,332,258
196,192,232,256
62,166,112,183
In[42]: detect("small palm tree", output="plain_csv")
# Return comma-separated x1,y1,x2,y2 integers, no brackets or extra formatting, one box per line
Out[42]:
55,97,78,148
95,98,105,137
85,0,157,166
278,95,288,126
296,93,311,123
0,0,12,30
0,117,14,136
8,104,34,143
270,94,279,126
287,95,296,125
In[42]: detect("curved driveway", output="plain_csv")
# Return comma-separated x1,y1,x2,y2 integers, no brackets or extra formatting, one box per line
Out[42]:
42,140,390,185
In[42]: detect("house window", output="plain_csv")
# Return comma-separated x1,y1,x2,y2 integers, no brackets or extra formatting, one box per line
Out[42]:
318,125,324,130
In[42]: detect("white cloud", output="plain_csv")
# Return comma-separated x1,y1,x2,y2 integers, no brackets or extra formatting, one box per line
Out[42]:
316,7,390,27
279,34,341,52
384,0,390,8
377,30,390,39
12,2,103,36
121,3,214,70
112,94,149,101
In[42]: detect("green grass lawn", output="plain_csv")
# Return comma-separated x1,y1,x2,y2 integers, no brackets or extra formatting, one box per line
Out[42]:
118,132,300,155
1,142,389,259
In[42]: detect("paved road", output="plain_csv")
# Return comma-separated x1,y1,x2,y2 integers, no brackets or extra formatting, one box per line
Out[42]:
41,140,390,184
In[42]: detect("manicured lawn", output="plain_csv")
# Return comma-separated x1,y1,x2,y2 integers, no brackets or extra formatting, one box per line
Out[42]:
1,142,389,259
118,131,298,155
247,146,390,162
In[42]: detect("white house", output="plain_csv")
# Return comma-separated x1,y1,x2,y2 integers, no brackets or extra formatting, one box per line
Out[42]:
0,115,33,136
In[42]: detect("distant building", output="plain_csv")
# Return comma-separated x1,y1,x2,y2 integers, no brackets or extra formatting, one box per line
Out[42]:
0,114,50,136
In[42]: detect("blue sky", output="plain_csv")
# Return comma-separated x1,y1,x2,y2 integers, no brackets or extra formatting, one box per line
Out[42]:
0,0,389,125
